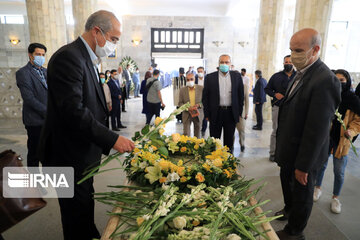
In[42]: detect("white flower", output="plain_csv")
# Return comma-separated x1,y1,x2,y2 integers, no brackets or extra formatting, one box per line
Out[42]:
155,205,170,217
142,214,151,221
139,161,148,169
194,190,207,200
192,208,198,212
166,172,180,182
226,233,242,240
162,184,169,190
173,216,187,230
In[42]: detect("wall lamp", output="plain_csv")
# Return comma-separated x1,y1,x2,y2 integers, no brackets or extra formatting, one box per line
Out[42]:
10,39,21,45
212,41,223,47
131,39,143,46
238,41,249,48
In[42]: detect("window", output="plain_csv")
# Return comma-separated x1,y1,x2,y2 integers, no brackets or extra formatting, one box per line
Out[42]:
0,15,24,24
151,28,204,57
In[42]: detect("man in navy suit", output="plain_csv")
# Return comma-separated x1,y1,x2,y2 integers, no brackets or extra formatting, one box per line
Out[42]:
253,70,267,130
107,69,126,131
16,43,48,170
202,54,244,153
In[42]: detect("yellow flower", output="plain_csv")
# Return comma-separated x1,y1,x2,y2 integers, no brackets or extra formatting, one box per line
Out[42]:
180,147,187,152
177,160,183,166
136,217,144,226
202,163,212,172
192,220,200,226
194,144,199,150
223,169,233,178
151,145,158,151
133,148,140,153
131,158,137,166
144,163,162,184
170,163,178,172
213,158,223,168
195,172,205,182
159,160,171,171
180,176,187,182
159,128,165,136
172,133,181,143
159,177,167,183
177,166,186,176
155,117,163,126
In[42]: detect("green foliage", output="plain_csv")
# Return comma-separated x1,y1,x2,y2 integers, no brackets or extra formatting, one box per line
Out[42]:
120,56,138,74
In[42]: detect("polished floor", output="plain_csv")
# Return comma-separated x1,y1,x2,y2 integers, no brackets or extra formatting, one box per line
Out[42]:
1,87,359,240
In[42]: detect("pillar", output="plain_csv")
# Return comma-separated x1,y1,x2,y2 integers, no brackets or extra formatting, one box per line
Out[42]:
255,0,285,120
72,0,97,39
26,0,67,63
293,0,334,59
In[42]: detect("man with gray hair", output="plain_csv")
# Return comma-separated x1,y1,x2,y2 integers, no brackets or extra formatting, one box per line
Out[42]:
39,10,134,239
202,54,244,153
274,28,340,240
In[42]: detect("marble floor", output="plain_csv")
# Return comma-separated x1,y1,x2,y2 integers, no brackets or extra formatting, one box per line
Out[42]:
1,87,360,240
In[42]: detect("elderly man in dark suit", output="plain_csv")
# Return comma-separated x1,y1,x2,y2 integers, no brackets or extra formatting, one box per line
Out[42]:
275,28,341,240
39,10,134,240
202,54,244,153
16,43,48,170
252,70,267,130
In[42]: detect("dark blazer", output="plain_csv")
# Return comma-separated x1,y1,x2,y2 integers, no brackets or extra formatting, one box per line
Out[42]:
123,69,130,83
202,70,244,123
16,62,47,126
39,37,118,173
253,77,267,104
275,59,341,172
107,78,122,105
140,79,148,114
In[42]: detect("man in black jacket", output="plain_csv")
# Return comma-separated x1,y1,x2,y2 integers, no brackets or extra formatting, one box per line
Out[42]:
265,55,296,161
202,54,244,153
39,10,134,240
275,28,341,240
252,70,267,130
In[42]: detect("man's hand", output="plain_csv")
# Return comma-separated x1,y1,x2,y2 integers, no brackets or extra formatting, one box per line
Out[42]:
275,93,284,100
244,114,248,120
108,105,112,111
113,136,135,153
295,169,308,186
205,118,209,121
256,102,260,104
161,102,165,108
344,129,352,139
118,95,121,99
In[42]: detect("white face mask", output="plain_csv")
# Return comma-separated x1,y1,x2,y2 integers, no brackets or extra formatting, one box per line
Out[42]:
198,72,204,78
95,29,117,58
291,47,313,70
113,74,119,80
187,81,195,87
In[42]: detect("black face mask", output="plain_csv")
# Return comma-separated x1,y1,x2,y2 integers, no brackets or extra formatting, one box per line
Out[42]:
341,82,348,92
284,64,293,72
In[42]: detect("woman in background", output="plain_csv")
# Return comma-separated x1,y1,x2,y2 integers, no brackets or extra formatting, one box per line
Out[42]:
140,71,152,124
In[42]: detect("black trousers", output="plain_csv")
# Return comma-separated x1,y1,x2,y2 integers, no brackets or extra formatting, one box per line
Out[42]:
280,166,318,235
121,87,127,111
25,125,42,169
110,101,121,129
255,103,263,127
201,118,207,132
58,176,100,240
209,107,236,152
146,102,161,124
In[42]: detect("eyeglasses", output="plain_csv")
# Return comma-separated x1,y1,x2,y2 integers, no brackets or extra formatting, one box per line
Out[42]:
98,27,119,44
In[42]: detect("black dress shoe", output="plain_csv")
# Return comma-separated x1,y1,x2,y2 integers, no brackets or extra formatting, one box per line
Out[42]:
119,125,127,128
112,128,120,131
241,146,245,152
122,110,127,112
275,208,289,221
252,126,262,130
276,230,305,240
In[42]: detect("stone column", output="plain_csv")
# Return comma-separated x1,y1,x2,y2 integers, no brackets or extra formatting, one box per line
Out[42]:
26,0,67,63
255,0,285,120
293,0,334,59
72,0,97,39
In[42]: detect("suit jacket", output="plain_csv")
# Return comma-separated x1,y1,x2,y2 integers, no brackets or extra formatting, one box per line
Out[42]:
39,37,118,173
202,70,244,123
123,69,131,83
275,59,341,172
253,77,267,104
107,78,122,106
16,62,47,126
103,83,112,109
178,85,204,123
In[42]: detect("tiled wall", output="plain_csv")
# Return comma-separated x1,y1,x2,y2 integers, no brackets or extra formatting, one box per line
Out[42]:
0,68,22,119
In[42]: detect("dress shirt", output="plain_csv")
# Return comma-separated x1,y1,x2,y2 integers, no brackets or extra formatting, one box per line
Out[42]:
242,75,250,87
80,36,100,82
218,71,232,106
31,64,47,88
289,60,317,95
188,86,196,106
197,77,204,86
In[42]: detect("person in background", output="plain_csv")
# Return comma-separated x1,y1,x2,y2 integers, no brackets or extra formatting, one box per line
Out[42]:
202,54,244,153
313,69,360,214
146,69,165,125
236,77,249,152
173,67,186,122
118,66,127,112
265,55,296,161
355,82,360,97
140,71,152,124
107,69,126,131
132,67,140,98
123,64,132,99
275,28,340,240
241,68,250,87
38,10,134,239
252,70,267,131
195,66,207,137
105,70,111,81
99,72,112,112
16,42,48,171
178,72,204,138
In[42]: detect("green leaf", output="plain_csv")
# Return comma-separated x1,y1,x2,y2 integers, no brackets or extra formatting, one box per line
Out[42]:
141,125,150,135
158,146,169,157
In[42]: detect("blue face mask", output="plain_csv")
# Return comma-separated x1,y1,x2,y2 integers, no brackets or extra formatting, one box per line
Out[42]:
100,78,106,84
33,55,45,67
219,64,229,73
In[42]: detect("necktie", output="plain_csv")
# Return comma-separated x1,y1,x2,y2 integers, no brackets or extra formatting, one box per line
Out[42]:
288,72,303,96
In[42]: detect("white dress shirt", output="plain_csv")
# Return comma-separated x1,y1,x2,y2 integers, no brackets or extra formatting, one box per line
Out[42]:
80,36,100,82
218,71,232,106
